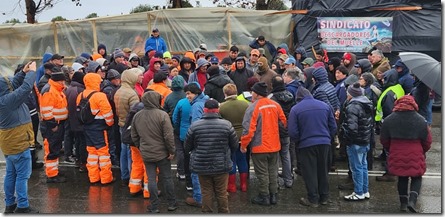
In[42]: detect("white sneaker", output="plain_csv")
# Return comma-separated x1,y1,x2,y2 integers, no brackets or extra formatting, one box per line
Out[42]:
364,192,370,199
186,186,193,191
344,192,365,201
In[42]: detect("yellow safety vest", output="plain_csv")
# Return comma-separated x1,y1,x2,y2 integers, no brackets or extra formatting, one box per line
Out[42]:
375,84,405,121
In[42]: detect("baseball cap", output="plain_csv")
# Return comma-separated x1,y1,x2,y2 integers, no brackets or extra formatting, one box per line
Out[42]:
210,56,219,64
122,48,132,53
250,49,260,56
152,28,159,32
51,54,64,60
284,58,296,65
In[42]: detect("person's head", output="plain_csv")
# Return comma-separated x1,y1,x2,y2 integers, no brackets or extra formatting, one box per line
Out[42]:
284,57,296,69
246,76,260,92
271,75,285,90
335,65,349,81
229,46,239,59
235,57,245,70
301,57,314,68
153,71,168,83
50,71,66,86
315,50,324,62
360,72,374,87
394,60,407,73
44,62,57,75
123,48,132,58
207,65,220,77
347,82,364,100
62,66,74,82
283,68,298,84
169,66,179,77
342,52,352,66
113,50,125,64
277,54,288,66
129,55,140,67
257,36,266,46
204,99,219,113
223,83,238,97
210,57,219,66
371,49,384,64
71,71,85,85
327,57,341,72
152,28,160,37
251,81,268,101
250,49,260,63
376,70,385,81
107,69,121,86
98,44,107,56
271,61,279,71
172,56,180,67
196,58,210,73
51,54,64,67
184,82,201,102
87,61,104,79
220,57,232,72
153,59,162,71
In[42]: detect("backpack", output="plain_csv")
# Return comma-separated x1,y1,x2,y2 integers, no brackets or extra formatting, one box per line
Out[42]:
76,91,99,125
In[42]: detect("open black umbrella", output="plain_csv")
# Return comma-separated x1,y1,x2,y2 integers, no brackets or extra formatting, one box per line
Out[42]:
399,52,441,96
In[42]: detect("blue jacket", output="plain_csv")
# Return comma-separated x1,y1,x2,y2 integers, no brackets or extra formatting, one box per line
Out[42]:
190,93,209,123
312,67,340,111
249,39,277,63
36,53,52,84
172,98,191,141
145,35,167,54
288,88,337,149
395,60,414,94
335,78,347,106
285,79,302,100
0,70,36,129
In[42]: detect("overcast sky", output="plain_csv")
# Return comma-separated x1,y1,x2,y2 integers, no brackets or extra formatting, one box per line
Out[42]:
0,0,219,23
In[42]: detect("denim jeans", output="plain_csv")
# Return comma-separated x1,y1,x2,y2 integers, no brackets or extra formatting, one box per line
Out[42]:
4,149,32,208
426,98,433,125
230,146,248,174
191,172,202,203
347,144,370,195
279,137,293,186
119,127,132,180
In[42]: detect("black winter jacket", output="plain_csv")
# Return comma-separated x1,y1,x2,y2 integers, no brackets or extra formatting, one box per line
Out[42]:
184,113,238,175
204,74,233,103
340,96,373,146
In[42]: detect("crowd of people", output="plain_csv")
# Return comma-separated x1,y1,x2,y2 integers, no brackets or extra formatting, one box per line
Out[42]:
0,27,434,213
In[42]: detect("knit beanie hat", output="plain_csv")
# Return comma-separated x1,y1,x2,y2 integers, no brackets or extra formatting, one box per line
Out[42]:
343,52,352,61
106,69,121,80
247,76,259,91
360,72,374,86
154,51,164,59
251,82,268,97
113,49,125,58
207,65,220,76
221,57,232,65
51,72,66,81
71,71,85,85
347,82,364,97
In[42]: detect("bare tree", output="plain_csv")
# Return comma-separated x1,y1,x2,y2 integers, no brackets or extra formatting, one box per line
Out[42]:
23,0,81,24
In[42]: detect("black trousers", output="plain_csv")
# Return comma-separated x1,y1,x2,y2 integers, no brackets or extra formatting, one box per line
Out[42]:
398,176,422,196
298,144,330,204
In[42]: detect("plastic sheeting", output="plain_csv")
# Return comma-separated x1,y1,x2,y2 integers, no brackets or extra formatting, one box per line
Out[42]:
0,8,291,75
291,0,441,61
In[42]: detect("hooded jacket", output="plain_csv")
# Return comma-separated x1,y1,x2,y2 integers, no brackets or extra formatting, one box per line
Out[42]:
172,98,192,141
129,53,146,72
371,57,391,78
131,91,175,162
356,59,372,74
255,57,277,93
147,81,172,107
178,57,196,82
345,52,357,73
285,79,303,99
36,53,53,83
312,67,340,111
340,96,373,146
164,75,186,116
270,84,295,118
188,58,210,90
204,72,233,103
76,73,114,130
190,93,210,123
376,69,405,121
0,70,36,155
288,87,337,149
185,111,238,175
142,57,161,89
229,57,254,94
114,69,140,127
395,60,414,94
294,46,307,70
144,34,167,54
249,38,277,63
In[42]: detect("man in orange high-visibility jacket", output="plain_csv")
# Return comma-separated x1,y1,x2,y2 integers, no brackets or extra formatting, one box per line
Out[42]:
39,72,68,183
77,73,115,185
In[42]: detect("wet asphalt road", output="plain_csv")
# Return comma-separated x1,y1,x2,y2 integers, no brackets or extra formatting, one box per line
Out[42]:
0,112,442,214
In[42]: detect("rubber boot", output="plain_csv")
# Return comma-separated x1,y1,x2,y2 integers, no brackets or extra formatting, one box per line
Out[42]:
251,194,270,206
408,191,418,213
240,173,248,192
227,174,237,192
399,195,408,212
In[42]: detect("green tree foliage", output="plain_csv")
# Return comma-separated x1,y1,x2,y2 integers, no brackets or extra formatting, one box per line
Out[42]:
130,4,154,14
4,18,21,24
51,16,67,22
85,13,98,19
212,0,287,10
